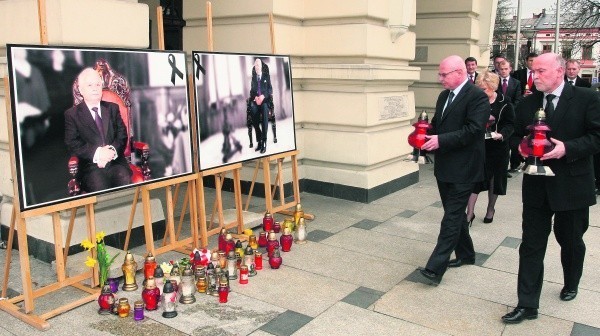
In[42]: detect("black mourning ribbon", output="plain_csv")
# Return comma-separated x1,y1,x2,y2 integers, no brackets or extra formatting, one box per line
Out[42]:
193,54,205,79
168,53,184,85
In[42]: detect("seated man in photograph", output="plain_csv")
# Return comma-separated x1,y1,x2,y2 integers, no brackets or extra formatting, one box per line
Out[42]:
249,58,272,154
64,68,131,192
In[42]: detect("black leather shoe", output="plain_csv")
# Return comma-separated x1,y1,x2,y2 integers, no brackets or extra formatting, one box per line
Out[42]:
418,268,442,286
501,307,538,324
260,143,267,154
560,289,577,301
448,258,475,268
255,141,263,152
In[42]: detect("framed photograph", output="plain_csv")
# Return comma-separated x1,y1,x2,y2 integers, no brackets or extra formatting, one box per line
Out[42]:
192,51,296,170
7,44,194,211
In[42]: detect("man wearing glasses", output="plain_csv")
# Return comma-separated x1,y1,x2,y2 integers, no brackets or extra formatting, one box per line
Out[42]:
418,55,489,285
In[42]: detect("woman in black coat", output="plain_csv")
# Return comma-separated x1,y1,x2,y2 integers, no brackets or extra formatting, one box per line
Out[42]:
466,71,515,224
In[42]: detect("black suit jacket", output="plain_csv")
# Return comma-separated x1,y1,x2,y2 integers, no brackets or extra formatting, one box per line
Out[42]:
431,80,490,183
565,76,591,88
497,76,523,106
64,101,129,169
512,68,538,95
250,63,273,102
514,85,600,211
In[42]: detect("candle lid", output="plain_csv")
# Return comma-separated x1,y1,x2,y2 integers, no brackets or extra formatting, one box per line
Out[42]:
134,301,144,309
153,266,164,278
264,211,272,218
283,227,292,235
118,298,129,304
145,252,155,262
268,231,277,240
145,276,157,289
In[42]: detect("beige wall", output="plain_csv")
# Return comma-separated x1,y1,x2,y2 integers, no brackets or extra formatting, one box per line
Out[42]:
184,0,420,200
411,0,497,114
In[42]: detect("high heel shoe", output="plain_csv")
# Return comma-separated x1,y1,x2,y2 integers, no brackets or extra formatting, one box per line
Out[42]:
468,214,475,227
483,210,495,223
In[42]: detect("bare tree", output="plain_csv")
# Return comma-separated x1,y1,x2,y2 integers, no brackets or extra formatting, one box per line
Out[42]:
493,0,515,57
561,0,600,49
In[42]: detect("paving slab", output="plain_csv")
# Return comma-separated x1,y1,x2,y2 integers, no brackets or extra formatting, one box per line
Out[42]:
374,281,507,336
281,241,412,292
321,227,435,267
229,264,357,318
294,301,448,336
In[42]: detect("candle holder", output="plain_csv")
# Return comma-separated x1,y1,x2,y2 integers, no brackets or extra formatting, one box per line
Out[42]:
179,268,196,304
225,234,235,254
263,211,274,232
235,240,244,260
269,248,283,269
248,235,258,250
218,276,229,303
133,301,144,321
280,227,293,252
121,251,138,291
282,218,295,232
169,264,181,287
196,273,207,293
161,281,178,318
117,298,131,318
218,250,227,269
485,115,496,139
218,228,228,252
293,203,304,225
154,266,165,295
143,252,157,280
141,276,160,311
254,251,263,270
405,111,433,164
227,251,237,280
258,231,268,248
206,263,217,296
266,231,280,257
244,246,257,277
519,109,555,176
273,221,281,233
295,218,307,244
97,284,115,315
239,265,249,284
107,277,119,293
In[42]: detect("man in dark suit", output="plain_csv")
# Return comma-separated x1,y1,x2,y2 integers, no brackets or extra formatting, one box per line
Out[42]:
249,58,273,154
502,53,600,324
465,57,478,83
511,53,538,96
496,60,523,106
565,59,591,88
492,54,506,73
64,68,131,192
418,55,490,285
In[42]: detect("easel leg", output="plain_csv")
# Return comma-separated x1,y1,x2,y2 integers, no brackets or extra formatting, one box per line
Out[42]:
244,161,261,211
262,157,274,213
2,207,16,298
52,213,66,283
197,176,208,248
233,168,244,234
85,204,98,287
124,187,140,252
142,187,155,256
63,208,78,266
16,217,34,313
165,186,176,246
188,181,199,248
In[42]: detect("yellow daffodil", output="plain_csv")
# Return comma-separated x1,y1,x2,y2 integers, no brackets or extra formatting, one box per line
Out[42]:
81,239,94,250
96,231,106,243
85,256,97,267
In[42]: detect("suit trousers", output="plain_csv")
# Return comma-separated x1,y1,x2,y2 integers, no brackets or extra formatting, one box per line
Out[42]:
250,102,269,141
517,200,589,308
426,181,476,276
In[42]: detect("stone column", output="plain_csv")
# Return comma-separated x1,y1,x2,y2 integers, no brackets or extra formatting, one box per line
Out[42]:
411,0,497,112
183,0,420,203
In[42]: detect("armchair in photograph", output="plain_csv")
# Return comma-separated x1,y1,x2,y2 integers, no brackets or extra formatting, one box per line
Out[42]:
67,59,150,196
246,96,277,148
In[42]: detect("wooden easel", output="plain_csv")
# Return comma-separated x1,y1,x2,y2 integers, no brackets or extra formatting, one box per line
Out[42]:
1,75,100,330
188,1,246,248
243,13,313,220
122,6,202,256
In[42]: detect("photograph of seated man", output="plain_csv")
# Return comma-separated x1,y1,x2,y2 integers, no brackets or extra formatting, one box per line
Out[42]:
249,58,273,154
64,68,131,192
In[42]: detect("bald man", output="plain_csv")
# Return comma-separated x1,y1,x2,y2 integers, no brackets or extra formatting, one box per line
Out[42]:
64,68,131,192
418,55,490,285
503,53,600,324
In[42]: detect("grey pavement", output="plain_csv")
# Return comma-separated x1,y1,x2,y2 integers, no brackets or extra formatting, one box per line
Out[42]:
0,164,599,335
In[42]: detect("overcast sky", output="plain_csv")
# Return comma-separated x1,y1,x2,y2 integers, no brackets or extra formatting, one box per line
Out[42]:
510,0,556,18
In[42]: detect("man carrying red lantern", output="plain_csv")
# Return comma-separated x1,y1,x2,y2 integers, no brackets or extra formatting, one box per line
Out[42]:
418,55,489,286
502,53,600,324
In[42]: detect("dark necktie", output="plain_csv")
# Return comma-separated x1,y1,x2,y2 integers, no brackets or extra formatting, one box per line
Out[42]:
92,107,105,145
257,75,261,96
502,78,508,94
569,80,574,86
443,91,454,116
470,75,474,83
545,94,556,120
